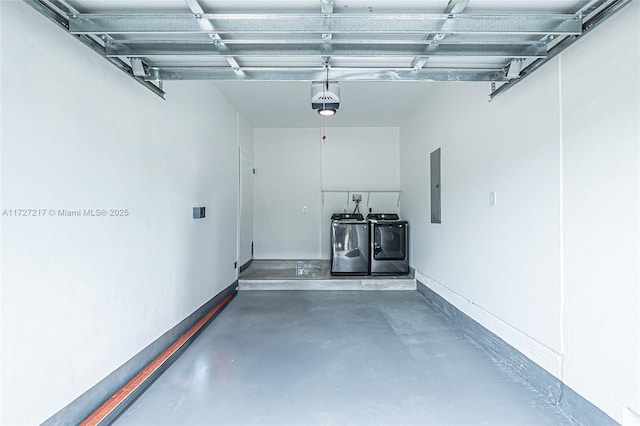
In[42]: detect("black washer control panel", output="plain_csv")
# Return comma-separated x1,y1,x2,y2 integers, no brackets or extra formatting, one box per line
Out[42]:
331,213,365,221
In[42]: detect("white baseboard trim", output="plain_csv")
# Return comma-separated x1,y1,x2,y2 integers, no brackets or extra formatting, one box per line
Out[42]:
415,270,563,378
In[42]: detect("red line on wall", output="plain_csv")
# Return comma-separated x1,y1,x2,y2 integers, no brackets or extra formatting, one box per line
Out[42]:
80,292,235,426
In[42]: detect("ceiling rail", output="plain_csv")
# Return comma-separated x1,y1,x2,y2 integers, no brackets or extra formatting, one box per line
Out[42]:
147,67,507,82
105,42,547,59
105,38,549,46
489,0,633,100
68,13,583,36
23,0,166,99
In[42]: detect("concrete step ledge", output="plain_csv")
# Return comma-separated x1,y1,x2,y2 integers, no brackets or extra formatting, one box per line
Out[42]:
238,278,416,291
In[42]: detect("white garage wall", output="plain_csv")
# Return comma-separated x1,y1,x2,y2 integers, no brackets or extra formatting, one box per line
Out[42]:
253,127,399,259
400,4,640,423
1,3,240,425
561,5,640,422
400,69,563,362
321,127,399,190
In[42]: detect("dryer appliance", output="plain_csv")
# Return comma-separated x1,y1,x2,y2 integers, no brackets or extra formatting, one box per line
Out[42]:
367,213,409,275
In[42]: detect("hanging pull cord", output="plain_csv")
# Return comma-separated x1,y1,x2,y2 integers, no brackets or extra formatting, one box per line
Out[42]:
321,65,329,144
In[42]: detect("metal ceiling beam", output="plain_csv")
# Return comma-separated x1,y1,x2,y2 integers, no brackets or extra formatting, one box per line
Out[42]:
490,0,632,99
412,0,470,70
112,38,545,46
106,42,547,59
69,13,583,35
578,0,614,16
184,0,244,75
147,66,507,82
23,0,165,98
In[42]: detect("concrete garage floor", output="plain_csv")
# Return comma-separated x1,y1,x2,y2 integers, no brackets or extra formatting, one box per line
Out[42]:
114,291,571,425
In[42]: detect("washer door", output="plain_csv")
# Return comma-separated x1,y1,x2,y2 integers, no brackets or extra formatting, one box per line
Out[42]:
331,222,370,273
373,224,406,260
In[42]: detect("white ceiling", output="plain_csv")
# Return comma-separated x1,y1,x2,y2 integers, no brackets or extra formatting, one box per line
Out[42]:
213,80,464,128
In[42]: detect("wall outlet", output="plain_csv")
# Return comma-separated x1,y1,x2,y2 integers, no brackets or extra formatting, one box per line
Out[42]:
352,194,362,202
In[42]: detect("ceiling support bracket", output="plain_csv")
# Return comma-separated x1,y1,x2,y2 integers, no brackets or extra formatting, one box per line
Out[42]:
505,58,524,79
129,57,147,77
490,0,632,100
320,0,334,68
412,0,470,71
23,0,165,99
185,0,245,76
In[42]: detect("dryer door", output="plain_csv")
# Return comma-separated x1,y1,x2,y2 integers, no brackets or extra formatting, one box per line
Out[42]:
373,223,407,260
